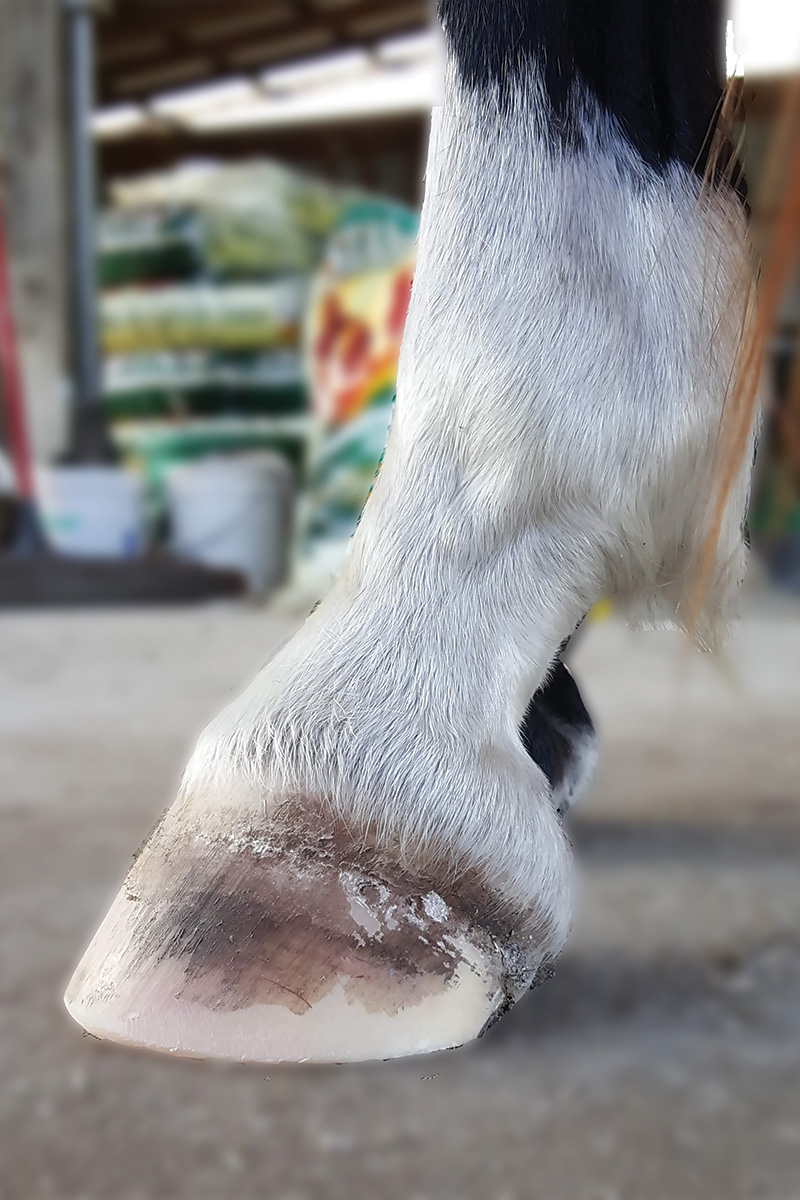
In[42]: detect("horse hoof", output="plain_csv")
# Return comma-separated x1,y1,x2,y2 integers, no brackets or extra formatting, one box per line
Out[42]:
64,803,536,1063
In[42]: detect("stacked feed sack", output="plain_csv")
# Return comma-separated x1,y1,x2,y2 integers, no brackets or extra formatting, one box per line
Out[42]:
97,161,347,520
99,161,345,421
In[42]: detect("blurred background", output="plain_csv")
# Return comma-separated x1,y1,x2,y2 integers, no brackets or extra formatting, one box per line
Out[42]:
2,2,800,1198
0,0,437,605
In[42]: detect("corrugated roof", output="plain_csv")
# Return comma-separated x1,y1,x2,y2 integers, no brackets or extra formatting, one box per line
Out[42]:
98,0,431,104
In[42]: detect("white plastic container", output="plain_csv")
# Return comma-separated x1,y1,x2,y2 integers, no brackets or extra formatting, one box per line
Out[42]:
36,465,146,559
165,453,293,593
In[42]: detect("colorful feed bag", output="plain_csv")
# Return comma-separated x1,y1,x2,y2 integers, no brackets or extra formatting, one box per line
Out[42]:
306,199,418,430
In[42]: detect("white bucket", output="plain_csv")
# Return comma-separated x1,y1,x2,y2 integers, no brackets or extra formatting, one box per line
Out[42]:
36,465,146,559
165,453,293,593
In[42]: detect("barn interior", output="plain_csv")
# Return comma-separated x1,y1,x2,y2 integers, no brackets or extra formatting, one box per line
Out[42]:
1,2,800,1198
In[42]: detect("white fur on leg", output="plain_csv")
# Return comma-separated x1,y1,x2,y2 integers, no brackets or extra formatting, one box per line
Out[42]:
184,67,756,939
552,730,599,818
67,62,759,1063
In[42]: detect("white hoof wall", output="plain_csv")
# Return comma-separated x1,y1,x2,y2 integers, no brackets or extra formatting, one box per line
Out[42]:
65,930,502,1064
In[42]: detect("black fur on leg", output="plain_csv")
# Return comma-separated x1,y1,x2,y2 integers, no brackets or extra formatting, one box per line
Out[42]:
521,657,597,816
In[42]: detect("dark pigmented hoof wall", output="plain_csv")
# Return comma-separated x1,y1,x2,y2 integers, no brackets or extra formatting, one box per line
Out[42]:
65,804,543,1063
142,841,470,1019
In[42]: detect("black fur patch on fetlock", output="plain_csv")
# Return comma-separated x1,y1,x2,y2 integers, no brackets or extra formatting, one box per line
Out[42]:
521,658,597,815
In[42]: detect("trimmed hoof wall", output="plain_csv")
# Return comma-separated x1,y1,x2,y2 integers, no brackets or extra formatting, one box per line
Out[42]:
64,813,535,1064
65,933,503,1064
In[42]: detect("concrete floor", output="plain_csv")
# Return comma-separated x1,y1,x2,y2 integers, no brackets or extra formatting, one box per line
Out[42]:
2,600,800,1200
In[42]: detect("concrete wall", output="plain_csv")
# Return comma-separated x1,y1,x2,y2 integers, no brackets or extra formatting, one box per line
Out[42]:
0,0,69,462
